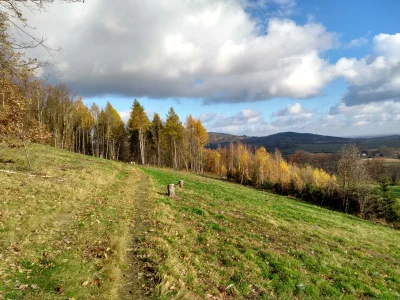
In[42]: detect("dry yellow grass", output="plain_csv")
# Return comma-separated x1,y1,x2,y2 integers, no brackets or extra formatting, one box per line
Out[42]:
0,143,152,299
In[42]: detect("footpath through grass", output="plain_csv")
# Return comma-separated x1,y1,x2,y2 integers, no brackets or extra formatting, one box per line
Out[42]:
142,167,400,299
0,144,153,299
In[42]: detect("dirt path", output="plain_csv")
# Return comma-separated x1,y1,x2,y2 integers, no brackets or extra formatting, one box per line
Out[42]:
118,168,157,299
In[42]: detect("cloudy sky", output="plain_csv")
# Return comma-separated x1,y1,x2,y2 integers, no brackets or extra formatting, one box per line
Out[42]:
16,0,400,137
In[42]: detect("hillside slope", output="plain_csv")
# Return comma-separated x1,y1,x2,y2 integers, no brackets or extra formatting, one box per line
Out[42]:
141,167,400,299
0,144,155,299
1,144,399,299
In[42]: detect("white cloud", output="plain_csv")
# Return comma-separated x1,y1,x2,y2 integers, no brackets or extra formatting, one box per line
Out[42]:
200,109,277,135
201,109,263,128
18,0,337,103
274,102,303,116
345,37,368,48
318,100,400,135
118,110,131,123
330,100,400,122
271,102,313,128
336,33,400,106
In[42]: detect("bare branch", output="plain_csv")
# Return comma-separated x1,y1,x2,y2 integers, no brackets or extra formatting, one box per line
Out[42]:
0,0,82,61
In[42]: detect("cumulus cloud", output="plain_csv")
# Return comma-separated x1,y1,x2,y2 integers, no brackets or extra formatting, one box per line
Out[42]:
345,37,368,48
330,100,400,123
273,102,303,116
201,104,315,135
336,33,400,106
200,109,275,135
19,0,337,103
201,109,262,128
271,102,313,127
118,110,131,123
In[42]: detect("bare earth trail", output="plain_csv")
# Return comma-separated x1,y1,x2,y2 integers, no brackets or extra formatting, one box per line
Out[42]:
0,144,161,299
118,167,157,299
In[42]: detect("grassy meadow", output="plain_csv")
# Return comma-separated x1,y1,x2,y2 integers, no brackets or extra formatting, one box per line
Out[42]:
141,167,400,299
0,143,153,299
1,143,400,299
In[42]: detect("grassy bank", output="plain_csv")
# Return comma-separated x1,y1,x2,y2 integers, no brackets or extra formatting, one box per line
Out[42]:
142,167,400,299
1,144,399,299
0,143,147,299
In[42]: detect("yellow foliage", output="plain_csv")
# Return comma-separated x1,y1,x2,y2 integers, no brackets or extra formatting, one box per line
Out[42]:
279,160,290,185
312,168,331,188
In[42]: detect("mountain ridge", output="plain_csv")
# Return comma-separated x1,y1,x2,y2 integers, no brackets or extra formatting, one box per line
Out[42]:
207,131,400,155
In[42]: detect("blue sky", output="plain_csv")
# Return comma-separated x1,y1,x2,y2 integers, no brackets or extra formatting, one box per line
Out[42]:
21,0,400,137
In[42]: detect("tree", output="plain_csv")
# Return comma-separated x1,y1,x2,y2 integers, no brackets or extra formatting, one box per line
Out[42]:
102,102,125,160
377,180,397,221
255,147,269,187
185,115,197,171
337,144,370,213
366,159,385,182
73,97,94,155
128,100,150,165
164,108,183,170
1,0,82,61
151,113,164,167
0,77,49,168
89,103,100,157
195,119,208,173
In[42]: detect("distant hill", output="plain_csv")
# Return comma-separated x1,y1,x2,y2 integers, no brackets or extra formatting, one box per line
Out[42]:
207,132,248,145
207,131,400,155
207,131,353,154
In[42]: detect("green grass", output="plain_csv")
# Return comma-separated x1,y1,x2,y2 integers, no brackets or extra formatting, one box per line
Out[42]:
390,186,400,198
2,144,400,299
141,167,400,299
0,143,145,299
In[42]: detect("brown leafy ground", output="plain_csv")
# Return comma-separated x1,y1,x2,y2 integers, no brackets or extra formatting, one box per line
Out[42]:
0,143,155,299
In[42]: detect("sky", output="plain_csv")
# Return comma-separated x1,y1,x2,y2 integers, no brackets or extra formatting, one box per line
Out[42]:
14,0,400,137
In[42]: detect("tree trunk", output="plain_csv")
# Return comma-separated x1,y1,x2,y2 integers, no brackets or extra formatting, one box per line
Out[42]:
22,140,32,169
138,128,146,165
106,137,110,160
173,138,177,170
157,136,161,167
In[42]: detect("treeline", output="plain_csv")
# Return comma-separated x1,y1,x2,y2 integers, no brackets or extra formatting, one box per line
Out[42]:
203,144,399,222
1,17,210,168
288,149,400,185
127,100,208,171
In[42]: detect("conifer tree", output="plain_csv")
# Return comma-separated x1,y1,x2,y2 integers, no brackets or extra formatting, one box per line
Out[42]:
164,108,183,170
150,113,164,167
128,99,150,165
